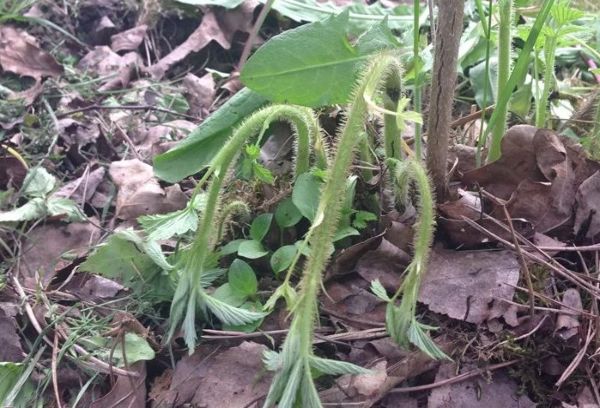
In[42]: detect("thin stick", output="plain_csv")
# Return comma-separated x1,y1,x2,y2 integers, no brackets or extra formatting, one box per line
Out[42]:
500,205,535,317
52,332,63,408
390,360,520,393
238,0,275,70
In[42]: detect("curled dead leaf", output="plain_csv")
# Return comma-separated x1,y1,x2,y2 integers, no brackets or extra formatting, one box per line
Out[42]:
0,25,63,79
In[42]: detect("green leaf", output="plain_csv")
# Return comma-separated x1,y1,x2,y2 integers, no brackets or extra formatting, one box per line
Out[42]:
0,197,45,222
46,197,86,222
308,356,371,375
220,239,245,256
352,210,377,229
268,0,412,30
468,57,498,108
250,213,273,242
153,88,268,183
0,362,22,405
114,229,173,271
292,173,322,221
203,293,265,325
200,267,226,288
264,281,298,311
252,162,275,185
240,11,401,107
370,279,390,302
237,240,269,259
407,321,450,360
332,225,360,242
270,245,298,275
22,167,55,197
228,259,258,297
213,283,247,307
275,198,303,228
80,235,173,301
110,333,156,365
223,301,265,332
138,206,199,242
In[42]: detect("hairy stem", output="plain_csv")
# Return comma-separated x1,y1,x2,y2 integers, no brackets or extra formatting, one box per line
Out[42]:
536,35,558,128
168,105,324,351
264,53,404,408
490,0,513,153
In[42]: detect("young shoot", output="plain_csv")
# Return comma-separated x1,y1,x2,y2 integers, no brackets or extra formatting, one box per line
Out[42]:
372,158,448,360
167,105,327,352
263,53,412,408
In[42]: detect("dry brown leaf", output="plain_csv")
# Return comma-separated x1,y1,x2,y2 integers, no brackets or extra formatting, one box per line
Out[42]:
0,156,28,190
427,363,536,408
355,238,409,291
183,72,216,117
152,342,271,408
90,361,146,408
556,288,582,341
0,25,63,79
418,247,520,325
147,4,256,79
109,159,186,220
17,221,101,287
53,167,106,205
574,171,600,239
0,287,23,362
111,25,148,52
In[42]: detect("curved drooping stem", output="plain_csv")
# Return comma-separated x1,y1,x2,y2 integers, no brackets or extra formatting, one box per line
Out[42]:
263,54,404,408
168,105,328,352
383,158,447,359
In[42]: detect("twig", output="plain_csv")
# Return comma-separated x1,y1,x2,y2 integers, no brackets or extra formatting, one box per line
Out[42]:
497,200,535,317
389,359,520,394
56,104,199,121
52,332,63,408
238,0,276,70
556,325,595,387
114,121,142,161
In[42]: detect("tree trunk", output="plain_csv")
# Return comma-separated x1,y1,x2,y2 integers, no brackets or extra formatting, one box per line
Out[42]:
426,0,464,202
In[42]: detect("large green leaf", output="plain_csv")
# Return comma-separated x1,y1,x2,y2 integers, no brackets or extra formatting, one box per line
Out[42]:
240,12,401,107
153,88,268,183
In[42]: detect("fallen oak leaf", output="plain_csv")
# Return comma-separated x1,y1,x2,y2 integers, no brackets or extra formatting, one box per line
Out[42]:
0,25,63,79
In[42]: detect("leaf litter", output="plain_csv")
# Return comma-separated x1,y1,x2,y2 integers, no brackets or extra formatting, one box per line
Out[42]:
1,1,600,407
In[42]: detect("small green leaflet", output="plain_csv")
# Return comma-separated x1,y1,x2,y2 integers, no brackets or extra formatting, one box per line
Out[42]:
22,167,55,197
250,213,273,242
241,12,402,107
202,293,265,326
108,333,156,365
308,356,371,375
292,173,322,221
370,279,390,302
228,259,258,297
275,198,303,228
238,240,269,259
270,245,298,275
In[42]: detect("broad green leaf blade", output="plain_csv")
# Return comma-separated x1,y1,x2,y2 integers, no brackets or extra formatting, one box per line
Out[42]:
292,173,322,221
202,293,265,325
250,213,273,242
46,197,86,222
138,206,199,241
269,0,412,30
228,259,258,297
22,167,55,197
213,283,247,307
0,197,45,222
237,240,269,259
80,235,173,301
110,333,156,365
153,88,268,182
270,245,298,275
275,198,303,228
222,301,265,332
308,356,371,375
240,11,401,107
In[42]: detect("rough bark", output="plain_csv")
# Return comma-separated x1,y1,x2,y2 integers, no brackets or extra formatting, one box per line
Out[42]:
426,0,464,202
